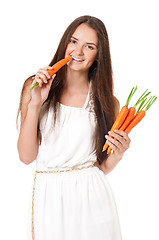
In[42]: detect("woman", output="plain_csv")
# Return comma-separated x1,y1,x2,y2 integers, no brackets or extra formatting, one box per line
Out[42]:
17,15,130,240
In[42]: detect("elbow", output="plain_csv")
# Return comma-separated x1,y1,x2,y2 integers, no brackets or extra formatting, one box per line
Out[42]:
17,142,37,165
18,154,35,165
21,159,35,165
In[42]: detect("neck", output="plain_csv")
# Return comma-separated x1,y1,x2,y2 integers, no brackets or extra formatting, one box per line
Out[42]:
65,68,90,92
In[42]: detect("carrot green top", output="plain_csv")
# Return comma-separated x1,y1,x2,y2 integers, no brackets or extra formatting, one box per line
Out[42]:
125,86,137,106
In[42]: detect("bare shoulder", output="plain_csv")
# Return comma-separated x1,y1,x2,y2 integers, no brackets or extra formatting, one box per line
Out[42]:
21,76,34,103
20,76,35,124
113,96,120,117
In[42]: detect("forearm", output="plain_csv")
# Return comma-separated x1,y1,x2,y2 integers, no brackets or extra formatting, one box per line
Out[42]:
99,129,131,174
97,153,123,175
17,102,41,164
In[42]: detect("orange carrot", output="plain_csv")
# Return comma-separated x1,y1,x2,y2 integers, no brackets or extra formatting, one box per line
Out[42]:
107,95,157,154
119,107,136,131
102,86,137,152
106,110,145,154
124,110,145,134
47,56,72,76
102,106,129,152
31,56,72,90
125,95,157,133
119,89,151,131
106,107,136,154
107,89,151,154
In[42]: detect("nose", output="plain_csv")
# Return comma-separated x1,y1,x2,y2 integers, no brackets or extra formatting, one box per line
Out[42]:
75,44,84,56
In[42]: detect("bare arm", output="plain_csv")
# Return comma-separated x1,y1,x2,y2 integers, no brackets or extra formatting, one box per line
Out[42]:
96,150,124,175
17,67,55,165
97,97,131,174
95,153,123,175
17,77,42,164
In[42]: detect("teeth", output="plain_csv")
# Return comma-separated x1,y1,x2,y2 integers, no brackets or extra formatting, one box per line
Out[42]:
72,56,84,62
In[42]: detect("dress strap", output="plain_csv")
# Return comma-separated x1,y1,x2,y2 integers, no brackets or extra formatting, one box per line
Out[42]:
82,80,92,109
84,81,95,113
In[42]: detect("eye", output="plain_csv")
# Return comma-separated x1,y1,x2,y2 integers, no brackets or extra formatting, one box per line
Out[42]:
70,39,77,44
86,45,94,50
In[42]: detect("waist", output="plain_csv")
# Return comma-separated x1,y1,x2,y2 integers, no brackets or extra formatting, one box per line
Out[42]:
35,162,97,174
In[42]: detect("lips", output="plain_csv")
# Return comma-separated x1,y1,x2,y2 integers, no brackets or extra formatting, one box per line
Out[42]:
71,55,84,62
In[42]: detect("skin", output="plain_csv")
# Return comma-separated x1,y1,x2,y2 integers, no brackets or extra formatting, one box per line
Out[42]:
105,129,131,157
60,23,98,107
65,23,98,73
17,23,131,174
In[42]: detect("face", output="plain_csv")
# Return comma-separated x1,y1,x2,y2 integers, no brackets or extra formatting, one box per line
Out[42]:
65,23,98,73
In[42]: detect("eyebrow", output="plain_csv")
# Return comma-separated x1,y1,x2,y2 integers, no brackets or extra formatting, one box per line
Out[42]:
71,36,98,48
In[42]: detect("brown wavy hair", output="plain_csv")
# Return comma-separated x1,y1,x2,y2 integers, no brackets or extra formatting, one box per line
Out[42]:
17,15,116,165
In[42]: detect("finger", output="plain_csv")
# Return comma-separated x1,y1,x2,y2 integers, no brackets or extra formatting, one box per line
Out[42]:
38,68,52,79
106,137,128,156
105,135,121,149
114,130,131,146
51,73,56,79
43,66,53,70
114,129,129,140
106,139,119,152
108,131,126,146
33,77,43,88
36,72,48,83
47,74,56,88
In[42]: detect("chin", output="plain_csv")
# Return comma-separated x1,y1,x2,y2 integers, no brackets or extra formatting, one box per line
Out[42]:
68,63,91,72
69,66,88,73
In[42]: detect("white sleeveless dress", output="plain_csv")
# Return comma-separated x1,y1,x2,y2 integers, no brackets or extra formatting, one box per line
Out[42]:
27,81,122,240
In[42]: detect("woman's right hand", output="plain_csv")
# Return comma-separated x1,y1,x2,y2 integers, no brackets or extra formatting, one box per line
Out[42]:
30,66,56,106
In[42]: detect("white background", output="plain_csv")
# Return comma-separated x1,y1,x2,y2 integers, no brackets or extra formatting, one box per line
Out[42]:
0,0,159,239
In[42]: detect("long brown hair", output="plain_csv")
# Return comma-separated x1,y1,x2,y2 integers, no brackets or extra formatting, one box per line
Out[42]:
17,15,116,165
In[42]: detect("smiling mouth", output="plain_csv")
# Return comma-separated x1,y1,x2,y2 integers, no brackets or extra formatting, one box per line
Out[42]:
71,56,84,62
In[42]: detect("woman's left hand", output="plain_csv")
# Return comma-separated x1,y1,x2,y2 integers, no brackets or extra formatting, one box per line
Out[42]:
105,129,131,158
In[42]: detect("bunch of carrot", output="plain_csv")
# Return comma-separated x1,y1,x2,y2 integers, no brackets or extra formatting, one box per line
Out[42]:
102,86,157,154
31,56,72,90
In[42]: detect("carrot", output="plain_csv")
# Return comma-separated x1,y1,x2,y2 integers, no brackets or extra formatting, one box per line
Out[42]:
119,89,151,131
107,96,157,155
107,94,157,154
102,86,137,152
119,107,136,131
125,95,157,134
106,107,136,154
47,56,72,76
106,96,157,154
107,102,146,154
124,110,145,134
102,106,128,152
31,56,72,90
106,90,151,154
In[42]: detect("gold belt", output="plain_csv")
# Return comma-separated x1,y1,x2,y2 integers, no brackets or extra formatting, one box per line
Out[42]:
32,162,96,239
